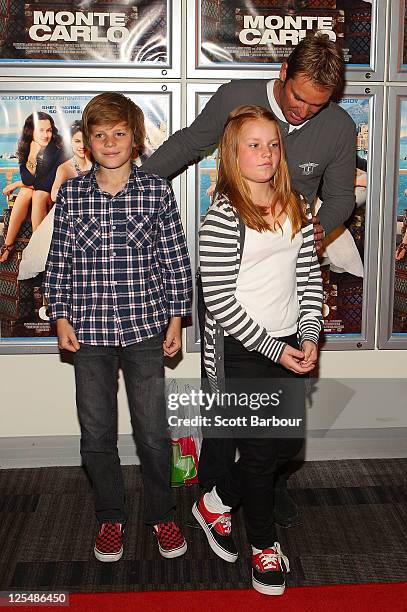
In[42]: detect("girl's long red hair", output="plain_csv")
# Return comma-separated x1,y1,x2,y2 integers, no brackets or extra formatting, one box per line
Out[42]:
215,105,307,235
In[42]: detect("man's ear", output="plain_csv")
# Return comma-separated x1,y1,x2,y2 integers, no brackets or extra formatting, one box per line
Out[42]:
279,62,288,84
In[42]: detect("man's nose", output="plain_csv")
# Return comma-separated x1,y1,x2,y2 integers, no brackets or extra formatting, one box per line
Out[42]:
297,102,310,119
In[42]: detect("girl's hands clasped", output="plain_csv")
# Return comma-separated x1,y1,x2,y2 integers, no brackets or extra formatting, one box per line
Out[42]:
279,340,318,374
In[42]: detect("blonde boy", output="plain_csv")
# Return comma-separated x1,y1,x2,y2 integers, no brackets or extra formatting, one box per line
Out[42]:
44,93,192,562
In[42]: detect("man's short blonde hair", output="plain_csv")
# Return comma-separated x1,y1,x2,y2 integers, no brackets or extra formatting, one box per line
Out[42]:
286,33,345,95
82,92,146,154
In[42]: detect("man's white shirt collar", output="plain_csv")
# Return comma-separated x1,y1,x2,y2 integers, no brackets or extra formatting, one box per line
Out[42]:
266,79,308,133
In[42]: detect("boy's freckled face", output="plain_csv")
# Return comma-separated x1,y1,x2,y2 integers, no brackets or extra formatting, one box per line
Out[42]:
89,122,134,171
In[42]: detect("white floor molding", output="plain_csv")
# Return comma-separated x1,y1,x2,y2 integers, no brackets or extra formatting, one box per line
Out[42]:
0,430,406,469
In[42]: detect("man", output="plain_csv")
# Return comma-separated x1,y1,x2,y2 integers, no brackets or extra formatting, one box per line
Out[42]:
142,34,356,526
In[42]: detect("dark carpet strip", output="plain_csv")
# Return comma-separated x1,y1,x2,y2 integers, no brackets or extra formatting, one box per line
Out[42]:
10,560,252,591
291,484,407,506
0,459,406,592
0,494,39,513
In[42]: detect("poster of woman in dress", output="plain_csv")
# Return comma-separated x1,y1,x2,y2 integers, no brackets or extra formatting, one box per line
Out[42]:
0,90,171,345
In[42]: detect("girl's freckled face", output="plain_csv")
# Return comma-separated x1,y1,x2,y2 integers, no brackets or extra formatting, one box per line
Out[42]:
237,119,281,190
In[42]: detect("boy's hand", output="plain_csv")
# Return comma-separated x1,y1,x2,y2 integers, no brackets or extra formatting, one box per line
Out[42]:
163,317,182,357
279,342,317,374
56,318,80,352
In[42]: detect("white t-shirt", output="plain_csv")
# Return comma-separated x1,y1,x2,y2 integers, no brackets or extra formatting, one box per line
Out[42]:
235,217,303,337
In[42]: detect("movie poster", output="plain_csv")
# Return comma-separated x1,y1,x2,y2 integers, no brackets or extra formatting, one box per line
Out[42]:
403,0,407,68
196,95,217,220
320,96,368,337
195,92,369,339
198,0,373,68
392,99,407,335
0,90,171,346
0,0,169,66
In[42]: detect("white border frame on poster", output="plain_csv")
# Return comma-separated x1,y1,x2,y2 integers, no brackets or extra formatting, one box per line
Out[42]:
378,86,407,349
389,0,407,82
0,80,181,354
187,0,385,82
0,1,181,79
185,82,383,352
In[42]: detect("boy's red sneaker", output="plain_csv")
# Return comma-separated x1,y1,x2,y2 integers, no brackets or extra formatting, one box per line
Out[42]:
94,522,124,562
153,521,187,558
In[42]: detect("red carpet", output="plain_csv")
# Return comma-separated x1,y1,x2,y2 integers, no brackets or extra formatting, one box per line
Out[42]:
10,583,407,612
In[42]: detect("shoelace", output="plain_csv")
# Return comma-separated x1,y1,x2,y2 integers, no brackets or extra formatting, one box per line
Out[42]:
210,514,232,534
256,542,290,573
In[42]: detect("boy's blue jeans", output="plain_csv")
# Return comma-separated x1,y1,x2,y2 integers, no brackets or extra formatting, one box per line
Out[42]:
73,332,175,526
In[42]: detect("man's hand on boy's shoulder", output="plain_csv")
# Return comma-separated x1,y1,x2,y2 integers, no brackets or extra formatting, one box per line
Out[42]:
163,317,182,358
56,318,80,353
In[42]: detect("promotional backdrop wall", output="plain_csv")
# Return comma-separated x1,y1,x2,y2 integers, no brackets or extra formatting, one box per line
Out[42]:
0,0,181,77
0,83,180,352
188,0,385,80
185,83,383,351
0,0,406,466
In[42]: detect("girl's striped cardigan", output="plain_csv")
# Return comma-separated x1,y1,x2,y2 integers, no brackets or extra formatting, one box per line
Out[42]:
199,195,324,392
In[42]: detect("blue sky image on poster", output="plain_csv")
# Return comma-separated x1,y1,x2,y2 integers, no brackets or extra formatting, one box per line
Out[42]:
338,96,369,162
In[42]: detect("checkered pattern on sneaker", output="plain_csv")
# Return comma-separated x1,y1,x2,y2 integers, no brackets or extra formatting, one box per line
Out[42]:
94,522,123,563
251,542,290,596
192,495,238,563
153,521,187,558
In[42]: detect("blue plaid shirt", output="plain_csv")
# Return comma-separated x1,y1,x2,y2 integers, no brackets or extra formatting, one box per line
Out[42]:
44,163,192,346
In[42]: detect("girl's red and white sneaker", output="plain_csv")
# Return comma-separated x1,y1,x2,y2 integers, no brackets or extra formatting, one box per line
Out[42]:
251,542,290,595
